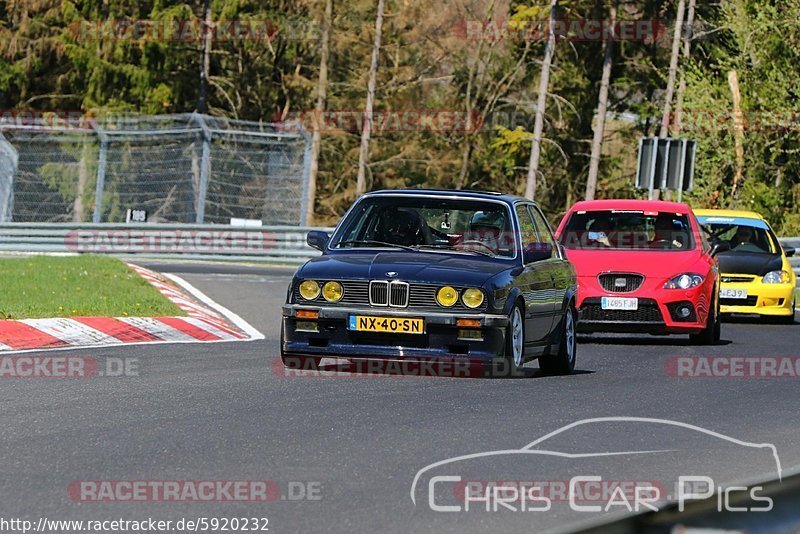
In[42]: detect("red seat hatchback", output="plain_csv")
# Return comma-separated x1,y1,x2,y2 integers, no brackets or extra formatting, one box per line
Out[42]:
555,200,723,344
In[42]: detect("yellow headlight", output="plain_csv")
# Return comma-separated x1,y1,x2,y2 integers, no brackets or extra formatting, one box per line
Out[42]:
462,288,484,308
436,286,459,307
299,280,321,300
322,281,344,302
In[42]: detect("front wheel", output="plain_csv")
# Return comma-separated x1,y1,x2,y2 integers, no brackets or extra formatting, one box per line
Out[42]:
539,304,577,376
487,303,525,378
690,300,720,345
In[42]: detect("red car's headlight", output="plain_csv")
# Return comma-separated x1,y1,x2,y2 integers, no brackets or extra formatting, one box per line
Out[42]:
664,273,704,289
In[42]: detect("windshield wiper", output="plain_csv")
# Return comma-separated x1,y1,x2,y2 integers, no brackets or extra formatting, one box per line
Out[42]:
413,243,496,258
335,239,415,251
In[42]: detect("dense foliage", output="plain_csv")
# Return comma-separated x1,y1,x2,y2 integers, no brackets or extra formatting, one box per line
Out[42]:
1,0,798,230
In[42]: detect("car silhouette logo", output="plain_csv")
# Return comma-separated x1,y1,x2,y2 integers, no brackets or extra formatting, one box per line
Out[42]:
410,416,783,507
386,271,398,277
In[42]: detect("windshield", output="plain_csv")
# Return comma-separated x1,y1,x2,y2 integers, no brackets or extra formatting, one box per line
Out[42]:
697,216,779,255
560,210,695,251
330,196,516,258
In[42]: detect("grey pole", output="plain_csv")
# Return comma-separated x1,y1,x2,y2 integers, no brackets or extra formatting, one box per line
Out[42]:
299,121,312,226
194,113,212,224
677,139,687,203
92,125,108,223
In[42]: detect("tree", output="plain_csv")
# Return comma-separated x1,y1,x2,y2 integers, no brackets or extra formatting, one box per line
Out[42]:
585,0,618,201
525,0,557,200
355,0,385,195
305,0,333,224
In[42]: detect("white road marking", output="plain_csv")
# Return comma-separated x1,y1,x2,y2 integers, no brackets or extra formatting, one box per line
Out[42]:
179,317,241,341
162,272,265,341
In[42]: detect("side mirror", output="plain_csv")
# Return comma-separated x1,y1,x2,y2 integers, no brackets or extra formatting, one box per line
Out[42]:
307,230,330,252
784,246,796,257
710,241,731,257
523,242,553,264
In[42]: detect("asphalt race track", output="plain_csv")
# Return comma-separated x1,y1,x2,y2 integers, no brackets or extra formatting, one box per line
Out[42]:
2,261,799,533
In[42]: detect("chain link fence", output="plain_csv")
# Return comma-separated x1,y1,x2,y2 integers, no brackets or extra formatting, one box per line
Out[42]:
0,132,17,222
0,113,310,225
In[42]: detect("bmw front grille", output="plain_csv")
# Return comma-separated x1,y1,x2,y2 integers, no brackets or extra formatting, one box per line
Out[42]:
369,280,410,308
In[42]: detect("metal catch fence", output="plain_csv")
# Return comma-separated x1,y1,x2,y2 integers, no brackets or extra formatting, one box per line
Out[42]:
0,113,310,225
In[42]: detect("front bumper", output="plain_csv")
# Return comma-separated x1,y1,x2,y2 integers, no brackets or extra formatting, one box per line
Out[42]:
575,282,710,335
719,280,795,316
281,304,509,361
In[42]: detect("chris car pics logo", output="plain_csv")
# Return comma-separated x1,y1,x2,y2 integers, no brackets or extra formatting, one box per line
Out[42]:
410,417,780,514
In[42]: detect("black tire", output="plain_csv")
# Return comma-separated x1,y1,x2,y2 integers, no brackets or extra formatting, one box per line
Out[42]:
487,303,525,378
539,304,577,376
690,299,720,345
776,301,796,325
281,354,321,370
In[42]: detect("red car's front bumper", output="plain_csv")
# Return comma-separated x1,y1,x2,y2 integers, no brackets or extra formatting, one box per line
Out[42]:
575,275,713,334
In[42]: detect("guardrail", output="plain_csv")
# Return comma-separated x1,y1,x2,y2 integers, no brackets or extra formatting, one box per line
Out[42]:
0,223,332,265
780,238,800,275
0,223,798,271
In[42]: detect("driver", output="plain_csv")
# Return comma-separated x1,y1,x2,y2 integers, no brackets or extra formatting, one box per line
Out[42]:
587,218,611,248
731,225,758,250
465,211,506,253
377,208,424,246
651,217,683,249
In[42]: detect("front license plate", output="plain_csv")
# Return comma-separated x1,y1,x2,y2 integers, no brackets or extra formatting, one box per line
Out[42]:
601,297,638,310
720,288,748,299
349,315,424,334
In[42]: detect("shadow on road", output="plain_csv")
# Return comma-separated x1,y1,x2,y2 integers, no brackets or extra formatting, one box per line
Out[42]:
312,361,595,380
577,335,733,347
723,313,796,326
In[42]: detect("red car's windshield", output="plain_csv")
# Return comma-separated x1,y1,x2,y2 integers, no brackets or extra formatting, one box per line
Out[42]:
560,210,695,251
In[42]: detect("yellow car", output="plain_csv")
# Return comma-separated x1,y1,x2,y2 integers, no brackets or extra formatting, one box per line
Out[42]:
695,209,796,323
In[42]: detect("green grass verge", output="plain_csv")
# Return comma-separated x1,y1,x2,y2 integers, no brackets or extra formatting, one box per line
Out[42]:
0,255,185,319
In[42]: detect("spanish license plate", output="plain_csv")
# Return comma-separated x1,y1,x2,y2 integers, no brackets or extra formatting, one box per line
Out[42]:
720,288,748,299
349,315,424,334
601,297,638,310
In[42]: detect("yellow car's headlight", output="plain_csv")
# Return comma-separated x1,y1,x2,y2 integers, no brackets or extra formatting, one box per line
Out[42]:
436,286,459,307
322,281,344,302
762,270,791,284
462,288,484,309
299,280,321,300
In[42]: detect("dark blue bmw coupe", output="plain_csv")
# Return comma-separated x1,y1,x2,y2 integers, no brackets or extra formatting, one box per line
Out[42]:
281,189,578,377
